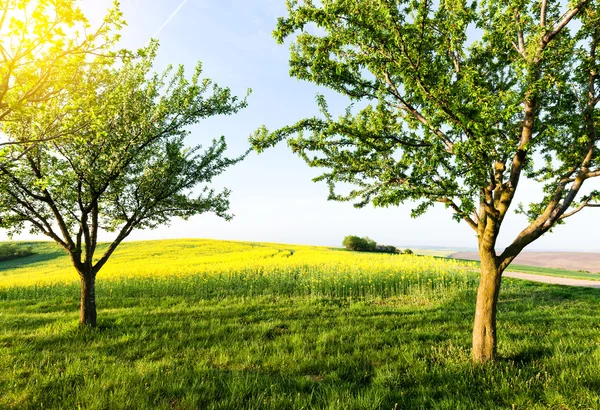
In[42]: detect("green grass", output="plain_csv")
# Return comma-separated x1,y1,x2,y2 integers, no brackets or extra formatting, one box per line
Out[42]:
439,249,600,281
1,240,600,409
0,242,64,268
1,278,600,409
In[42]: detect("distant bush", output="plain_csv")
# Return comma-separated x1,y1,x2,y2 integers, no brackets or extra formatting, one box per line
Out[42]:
343,236,398,253
342,235,376,252
403,249,414,255
0,244,34,261
376,244,398,253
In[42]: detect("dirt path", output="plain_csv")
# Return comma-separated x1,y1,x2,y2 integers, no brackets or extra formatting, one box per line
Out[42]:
504,271,600,288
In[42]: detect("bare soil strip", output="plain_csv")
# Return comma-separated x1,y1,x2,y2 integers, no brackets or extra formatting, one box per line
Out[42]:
503,271,600,288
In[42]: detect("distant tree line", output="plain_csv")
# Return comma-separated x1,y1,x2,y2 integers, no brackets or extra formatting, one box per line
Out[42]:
342,235,412,254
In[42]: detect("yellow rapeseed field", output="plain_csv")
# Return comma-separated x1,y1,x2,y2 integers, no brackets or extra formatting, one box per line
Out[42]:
0,239,477,298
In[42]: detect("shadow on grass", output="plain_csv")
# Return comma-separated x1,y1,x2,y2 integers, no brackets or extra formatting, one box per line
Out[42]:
0,249,65,271
507,346,554,364
2,282,600,409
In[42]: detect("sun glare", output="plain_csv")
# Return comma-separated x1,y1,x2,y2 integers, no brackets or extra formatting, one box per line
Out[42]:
0,0,88,58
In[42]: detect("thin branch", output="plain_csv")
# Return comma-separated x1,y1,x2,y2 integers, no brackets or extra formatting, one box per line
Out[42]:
511,41,527,59
498,170,586,271
93,215,139,274
514,10,527,59
5,190,69,250
541,0,590,47
540,0,548,27
383,72,454,152
438,197,478,231
559,199,600,220
24,151,76,250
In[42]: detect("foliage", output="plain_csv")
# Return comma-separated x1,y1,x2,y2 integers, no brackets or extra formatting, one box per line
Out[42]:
251,0,600,269
342,235,375,251
0,0,123,155
403,248,414,255
376,244,398,253
0,42,249,325
0,43,248,268
251,0,600,361
0,243,33,261
343,235,398,253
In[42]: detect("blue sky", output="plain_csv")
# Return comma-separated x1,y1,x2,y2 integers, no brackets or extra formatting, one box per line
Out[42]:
2,0,598,252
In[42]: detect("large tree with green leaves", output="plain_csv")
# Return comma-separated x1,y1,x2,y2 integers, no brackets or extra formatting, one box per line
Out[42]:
0,44,248,327
251,0,600,361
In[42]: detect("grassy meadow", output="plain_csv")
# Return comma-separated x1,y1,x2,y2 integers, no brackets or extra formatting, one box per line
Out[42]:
1,240,600,409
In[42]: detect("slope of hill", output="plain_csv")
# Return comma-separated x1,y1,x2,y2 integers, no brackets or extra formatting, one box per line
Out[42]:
0,239,475,290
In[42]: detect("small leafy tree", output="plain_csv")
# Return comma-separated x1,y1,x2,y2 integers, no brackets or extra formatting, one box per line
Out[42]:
0,44,248,327
342,235,361,250
252,0,600,361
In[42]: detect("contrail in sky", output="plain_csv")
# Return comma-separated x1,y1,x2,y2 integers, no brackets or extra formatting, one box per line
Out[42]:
152,0,190,39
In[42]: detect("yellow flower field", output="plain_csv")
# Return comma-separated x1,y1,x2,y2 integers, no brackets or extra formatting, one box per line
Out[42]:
0,239,478,298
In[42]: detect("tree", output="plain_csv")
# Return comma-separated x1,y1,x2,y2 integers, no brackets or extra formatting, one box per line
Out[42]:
0,0,122,158
251,0,600,361
0,44,248,327
342,235,376,251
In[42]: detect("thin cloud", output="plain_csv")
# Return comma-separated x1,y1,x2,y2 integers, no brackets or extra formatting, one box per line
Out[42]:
152,0,190,39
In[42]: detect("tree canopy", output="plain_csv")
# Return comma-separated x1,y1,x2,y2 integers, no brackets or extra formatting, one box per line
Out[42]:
252,0,600,361
0,43,249,326
0,0,122,120
0,0,123,164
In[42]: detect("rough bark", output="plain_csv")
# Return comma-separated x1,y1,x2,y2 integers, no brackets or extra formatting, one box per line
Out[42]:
79,272,97,327
472,246,503,362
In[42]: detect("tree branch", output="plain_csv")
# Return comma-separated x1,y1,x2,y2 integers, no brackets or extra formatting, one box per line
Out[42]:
541,0,590,47
559,198,600,220
93,215,139,274
383,72,454,153
438,197,478,231
513,11,527,59
540,0,548,27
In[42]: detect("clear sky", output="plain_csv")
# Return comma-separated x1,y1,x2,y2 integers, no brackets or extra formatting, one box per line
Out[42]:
2,0,598,252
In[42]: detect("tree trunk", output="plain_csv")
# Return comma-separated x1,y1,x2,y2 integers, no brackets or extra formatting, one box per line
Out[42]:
80,272,97,327
472,249,502,362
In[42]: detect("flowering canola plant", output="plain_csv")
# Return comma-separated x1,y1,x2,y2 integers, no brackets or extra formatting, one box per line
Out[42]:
0,239,477,298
